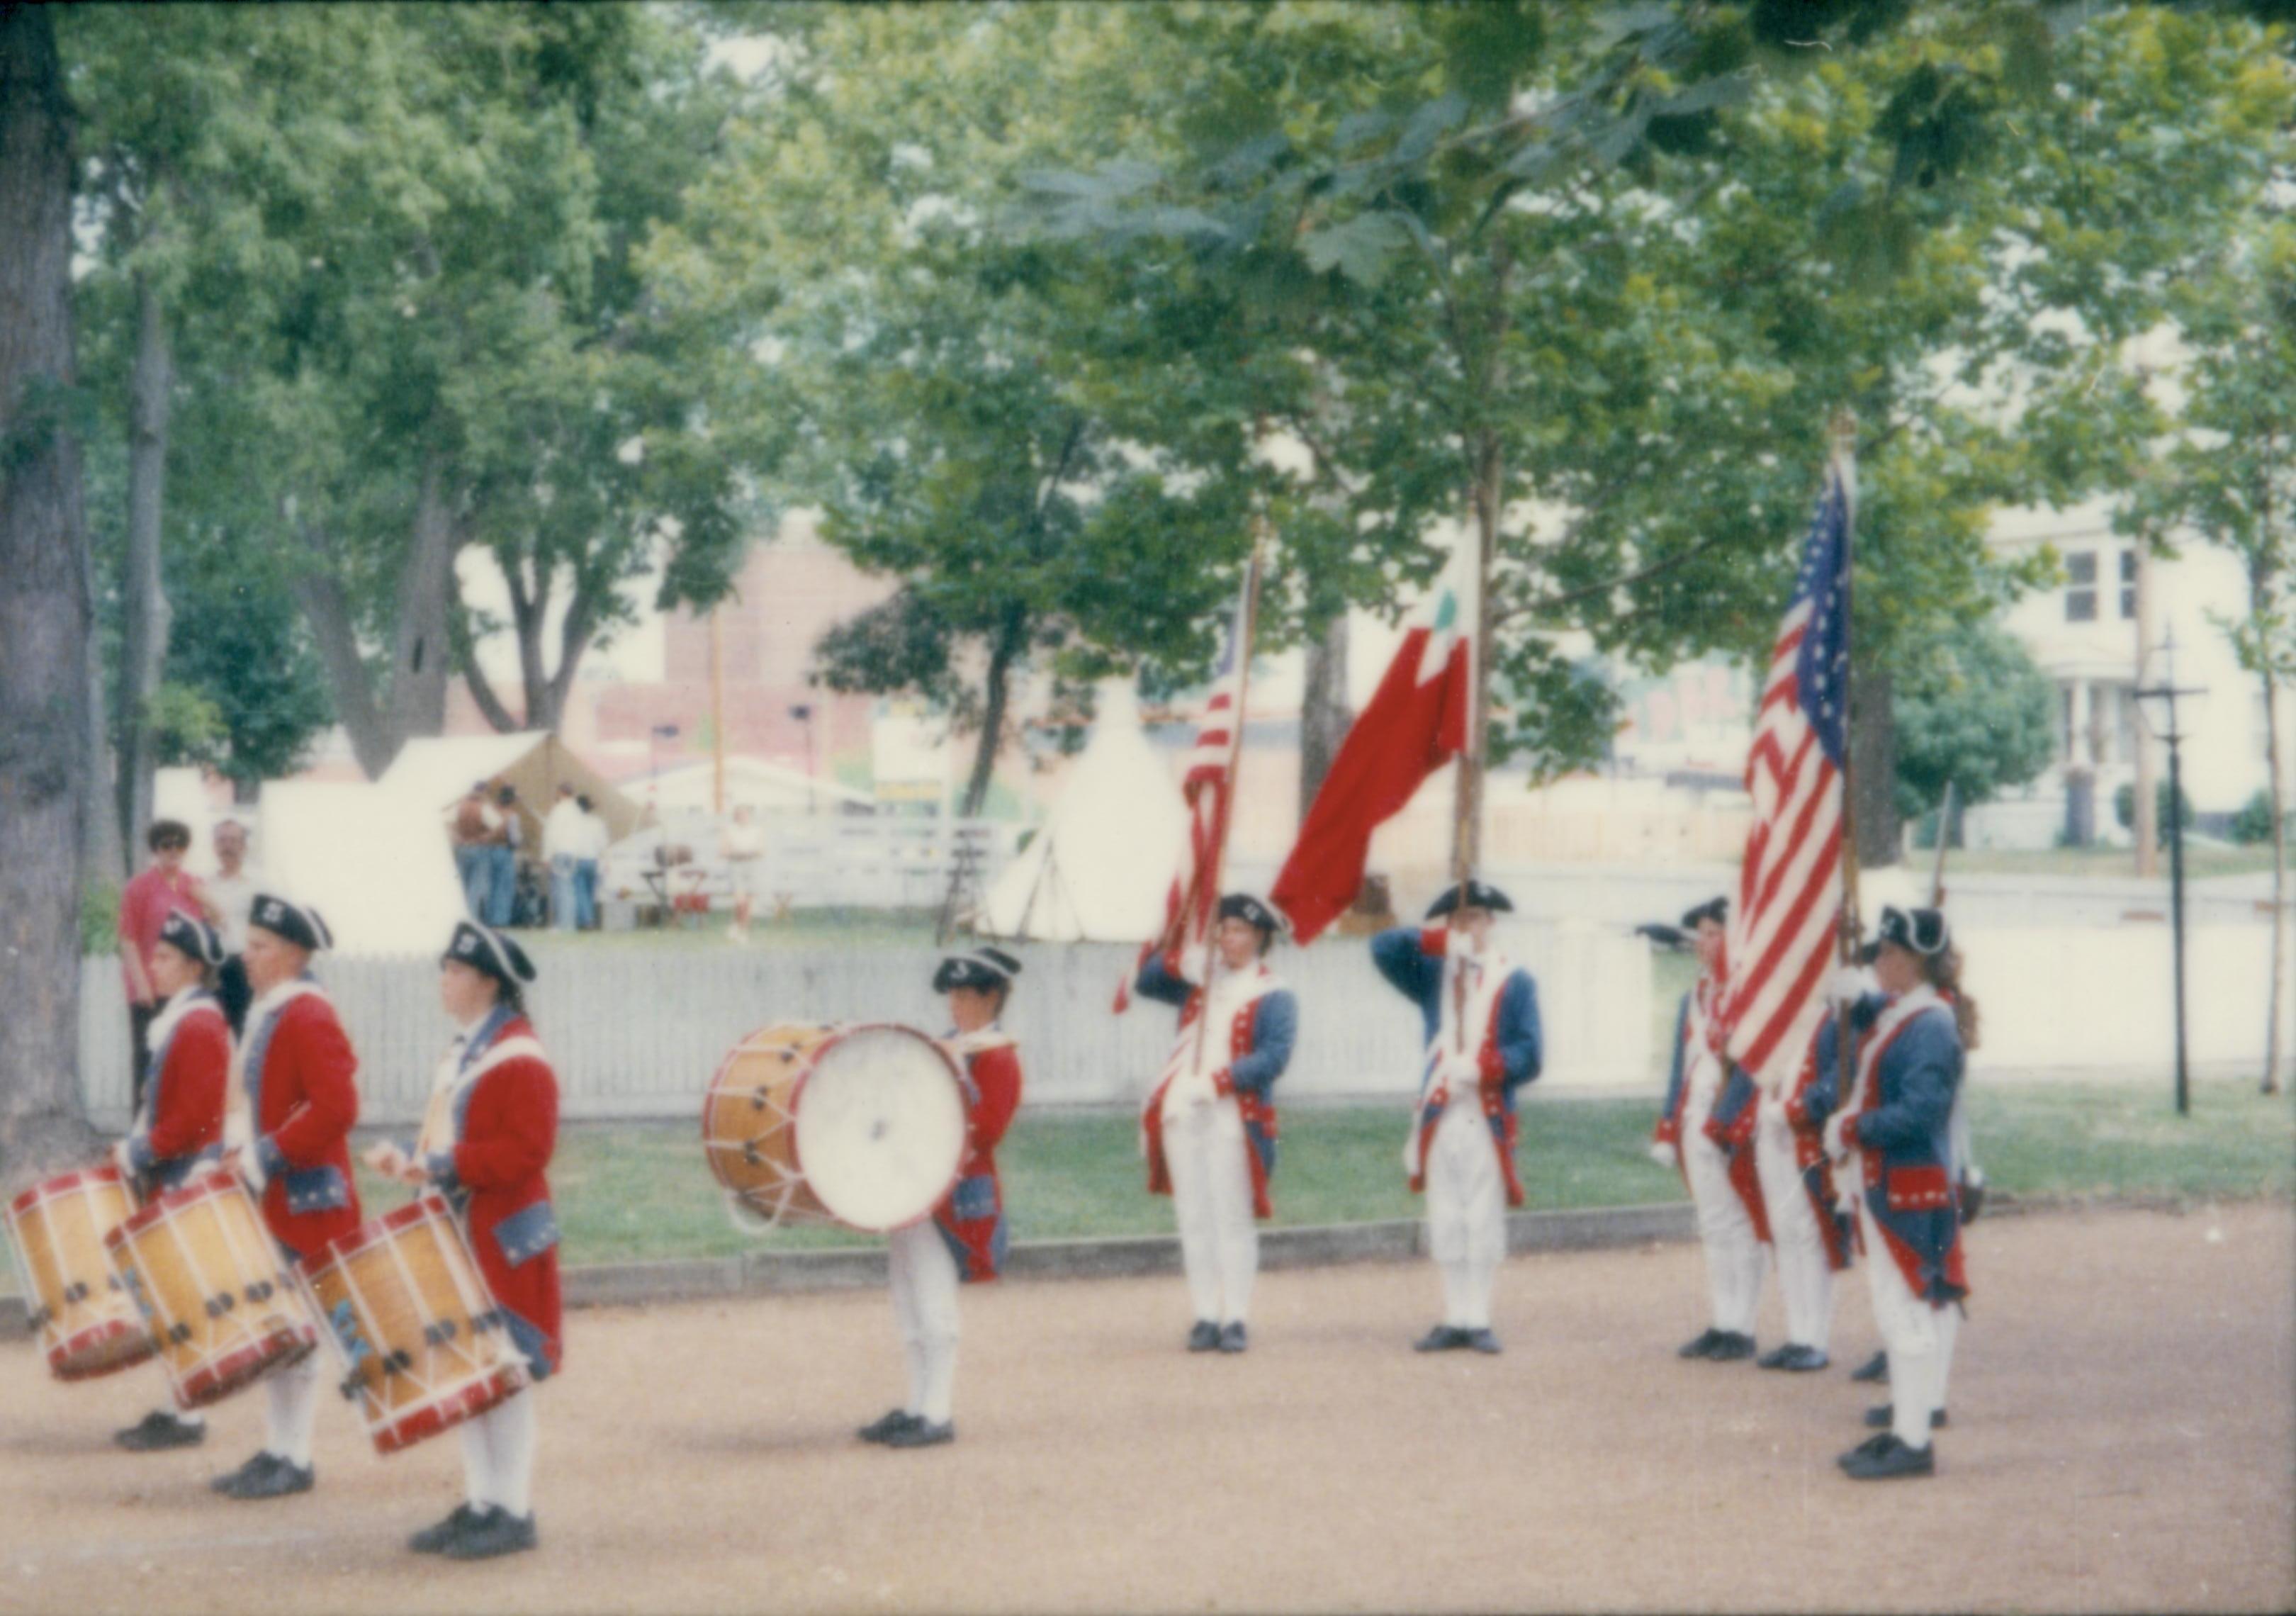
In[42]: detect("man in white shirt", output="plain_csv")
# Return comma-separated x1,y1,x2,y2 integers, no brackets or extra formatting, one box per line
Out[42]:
722,804,766,942
542,785,586,933
573,794,609,931
206,818,262,1034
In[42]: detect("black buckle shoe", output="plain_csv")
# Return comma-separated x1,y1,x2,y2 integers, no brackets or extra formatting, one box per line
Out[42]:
1677,1328,1724,1359
444,1508,539,1560
1706,1332,1756,1362
857,1408,921,1444
1414,1325,1468,1352
1841,1433,1935,1480
882,1419,954,1449
1186,1320,1220,1352
1864,1404,1947,1430
1217,1322,1248,1354
1850,1350,1889,1383
116,1410,206,1452
222,1454,313,1500
1837,1432,1894,1469
410,1503,483,1554
1461,1328,1502,1354
210,1452,278,1497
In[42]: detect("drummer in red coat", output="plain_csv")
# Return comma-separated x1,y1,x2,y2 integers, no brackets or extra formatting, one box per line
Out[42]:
369,919,561,1560
857,946,1025,1452
214,893,362,1502
111,910,232,1454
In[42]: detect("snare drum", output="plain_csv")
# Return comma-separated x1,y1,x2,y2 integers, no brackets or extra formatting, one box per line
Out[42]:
104,1169,319,1409
702,1021,967,1233
4,1165,154,1381
305,1197,527,1456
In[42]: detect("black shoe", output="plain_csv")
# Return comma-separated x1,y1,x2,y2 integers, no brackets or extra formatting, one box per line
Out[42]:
1850,1350,1889,1383
444,1508,539,1560
1837,1432,1895,1470
1706,1331,1756,1362
210,1452,279,1497
1461,1328,1502,1355
881,1419,954,1449
1841,1432,1935,1480
220,1454,313,1500
1217,1322,1248,1354
1677,1328,1725,1359
1755,1345,1794,1370
1863,1404,1947,1430
857,1408,921,1444
115,1410,206,1452
1782,1345,1830,1372
1414,1325,1469,1352
409,1503,483,1555
1186,1320,1220,1352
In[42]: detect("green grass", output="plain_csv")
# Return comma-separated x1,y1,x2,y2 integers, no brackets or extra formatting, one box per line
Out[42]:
11,1081,2283,1296
1943,846,2276,880
367,1076,2292,1268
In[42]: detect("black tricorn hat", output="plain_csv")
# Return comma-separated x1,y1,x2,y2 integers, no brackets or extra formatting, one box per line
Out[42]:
157,911,225,970
934,946,1022,994
444,919,537,988
1860,904,1949,964
1216,892,1284,935
1426,879,1514,921
1679,896,1728,931
248,893,332,953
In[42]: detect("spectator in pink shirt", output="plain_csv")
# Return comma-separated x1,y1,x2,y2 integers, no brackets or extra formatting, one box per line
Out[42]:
118,819,223,1109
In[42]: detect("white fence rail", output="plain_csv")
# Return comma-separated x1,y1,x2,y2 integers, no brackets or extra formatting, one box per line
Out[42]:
76,921,1655,1128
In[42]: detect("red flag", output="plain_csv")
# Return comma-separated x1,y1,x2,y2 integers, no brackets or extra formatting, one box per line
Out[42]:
1271,568,1470,945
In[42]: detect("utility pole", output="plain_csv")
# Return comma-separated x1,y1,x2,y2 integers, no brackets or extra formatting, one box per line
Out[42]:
709,605,726,817
2136,628,2205,1117
2133,541,2160,877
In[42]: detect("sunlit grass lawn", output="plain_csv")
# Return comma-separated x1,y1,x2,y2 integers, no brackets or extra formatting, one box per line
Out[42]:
327,1076,2294,1269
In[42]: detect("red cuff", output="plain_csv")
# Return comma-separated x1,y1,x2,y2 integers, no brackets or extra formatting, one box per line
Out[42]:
1418,927,1450,958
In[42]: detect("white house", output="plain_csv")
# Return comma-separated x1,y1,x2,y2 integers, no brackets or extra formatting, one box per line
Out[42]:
1964,498,2287,851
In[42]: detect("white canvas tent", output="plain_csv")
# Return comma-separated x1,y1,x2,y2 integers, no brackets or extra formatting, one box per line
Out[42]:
257,781,466,955
977,682,1188,943
379,732,647,848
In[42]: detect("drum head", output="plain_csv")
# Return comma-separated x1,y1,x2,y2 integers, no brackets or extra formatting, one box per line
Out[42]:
792,1026,966,1233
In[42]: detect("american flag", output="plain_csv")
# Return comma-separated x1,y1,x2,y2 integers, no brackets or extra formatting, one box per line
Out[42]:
1719,460,1852,1087
1115,554,1259,1012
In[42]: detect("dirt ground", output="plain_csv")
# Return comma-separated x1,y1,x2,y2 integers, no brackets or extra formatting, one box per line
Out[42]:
1,1203,2288,1616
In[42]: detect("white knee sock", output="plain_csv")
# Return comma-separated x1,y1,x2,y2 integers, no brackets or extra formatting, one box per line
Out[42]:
482,1392,536,1518
460,1418,497,1510
1935,1303,1961,1409
918,1337,957,1425
262,1355,318,1467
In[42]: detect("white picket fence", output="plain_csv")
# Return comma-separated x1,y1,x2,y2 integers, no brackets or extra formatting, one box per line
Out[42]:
76,921,1655,1128
600,814,1016,916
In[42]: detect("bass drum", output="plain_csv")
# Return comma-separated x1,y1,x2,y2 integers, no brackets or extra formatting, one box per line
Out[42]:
702,1022,966,1233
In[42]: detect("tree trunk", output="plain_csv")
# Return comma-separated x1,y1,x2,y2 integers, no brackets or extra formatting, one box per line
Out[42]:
1455,432,1500,875
388,454,456,756
78,509,125,885
290,520,396,778
1849,661,1902,869
462,648,522,733
0,3,103,1169
117,264,174,848
505,551,551,731
961,610,1025,819
2263,666,2285,1096
1298,607,1351,821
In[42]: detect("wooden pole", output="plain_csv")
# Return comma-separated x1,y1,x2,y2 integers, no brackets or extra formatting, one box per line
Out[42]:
1828,413,1864,1125
1189,539,1265,1073
709,604,726,817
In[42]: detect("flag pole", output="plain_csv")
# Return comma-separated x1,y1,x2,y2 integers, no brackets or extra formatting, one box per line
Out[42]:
1190,535,1266,1072
1447,506,1487,1053
1828,410,1863,1130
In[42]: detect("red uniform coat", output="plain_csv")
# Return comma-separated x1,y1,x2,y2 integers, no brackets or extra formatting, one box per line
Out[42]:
128,992,229,1194
245,986,363,1262
933,1034,1023,1283
424,1013,563,1378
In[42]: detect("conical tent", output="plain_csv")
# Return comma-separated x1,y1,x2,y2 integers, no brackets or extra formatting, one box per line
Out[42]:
379,732,647,849
977,683,1188,943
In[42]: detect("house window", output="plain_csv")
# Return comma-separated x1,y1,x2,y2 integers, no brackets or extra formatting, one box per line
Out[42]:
2120,549,2137,620
2066,551,2098,623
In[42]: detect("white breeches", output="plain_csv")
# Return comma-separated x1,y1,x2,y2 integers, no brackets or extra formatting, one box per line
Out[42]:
1424,1101,1505,1329
458,1388,538,1517
889,1220,960,1423
261,1351,319,1466
1857,1199,1957,1450
1754,1109,1833,1352
1164,1096,1258,1325
1682,1086,1766,1337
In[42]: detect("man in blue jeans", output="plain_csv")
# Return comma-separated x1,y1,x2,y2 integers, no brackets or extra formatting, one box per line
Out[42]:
573,794,606,930
544,785,584,931
485,785,522,926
